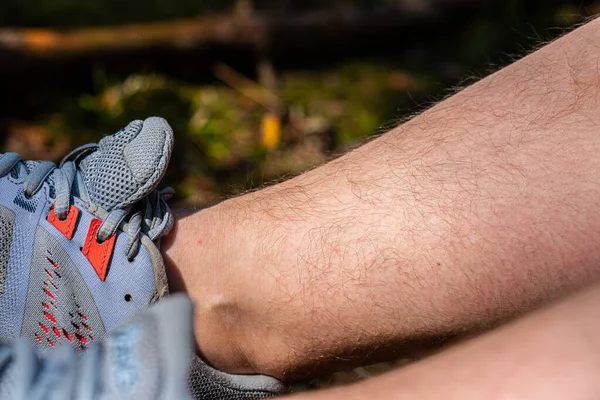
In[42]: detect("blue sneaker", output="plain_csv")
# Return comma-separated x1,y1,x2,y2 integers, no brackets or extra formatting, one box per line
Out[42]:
0,295,195,400
0,117,174,349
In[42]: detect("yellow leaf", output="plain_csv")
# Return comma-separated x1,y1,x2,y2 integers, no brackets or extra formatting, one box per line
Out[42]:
261,112,281,150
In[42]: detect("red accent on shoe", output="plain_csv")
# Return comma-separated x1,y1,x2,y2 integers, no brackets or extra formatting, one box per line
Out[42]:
72,322,80,331
43,288,55,300
82,219,116,282
44,311,56,323
47,204,79,240
47,257,60,269
42,302,50,309
63,329,73,342
47,338,55,347
53,327,61,338
82,322,92,332
75,333,88,344
39,323,49,334
35,333,42,342
44,269,53,278
78,312,88,321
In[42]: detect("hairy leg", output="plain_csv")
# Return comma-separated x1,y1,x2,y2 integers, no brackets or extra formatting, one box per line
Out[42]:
164,18,600,381
288,282,600,400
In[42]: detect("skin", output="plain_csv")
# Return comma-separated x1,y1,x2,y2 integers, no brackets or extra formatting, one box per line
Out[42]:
288,282,600,400
163,16,600,386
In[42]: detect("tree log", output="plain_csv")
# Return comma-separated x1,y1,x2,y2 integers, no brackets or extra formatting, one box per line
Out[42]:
0,0,479,61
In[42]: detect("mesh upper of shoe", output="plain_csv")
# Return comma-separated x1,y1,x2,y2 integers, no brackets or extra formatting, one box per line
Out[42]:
0,207,14,297
79,118,174,211
187,356,285,400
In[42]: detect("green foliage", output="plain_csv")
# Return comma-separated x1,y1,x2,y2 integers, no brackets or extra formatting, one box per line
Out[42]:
282,64,427,145
29,63,425,204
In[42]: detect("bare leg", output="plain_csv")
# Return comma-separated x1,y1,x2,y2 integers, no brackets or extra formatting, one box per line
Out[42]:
288,282,600,400
164,18,600,381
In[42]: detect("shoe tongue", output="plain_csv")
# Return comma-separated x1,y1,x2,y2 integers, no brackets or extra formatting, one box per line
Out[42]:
78,117,174,212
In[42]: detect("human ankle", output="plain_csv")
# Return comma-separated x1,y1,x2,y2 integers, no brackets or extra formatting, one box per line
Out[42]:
161,204,284,377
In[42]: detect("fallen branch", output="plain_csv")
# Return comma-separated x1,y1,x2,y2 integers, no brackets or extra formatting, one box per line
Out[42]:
0,0,478,58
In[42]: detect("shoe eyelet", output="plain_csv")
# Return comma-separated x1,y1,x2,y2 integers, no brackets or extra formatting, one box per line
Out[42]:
124,294,132,302
127,257,136,263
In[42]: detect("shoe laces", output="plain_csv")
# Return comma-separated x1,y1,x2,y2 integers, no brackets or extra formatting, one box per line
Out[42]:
0,148,174,261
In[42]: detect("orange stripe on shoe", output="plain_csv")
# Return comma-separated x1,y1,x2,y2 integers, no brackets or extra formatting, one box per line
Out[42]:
47,204,80,240
82,218,116,282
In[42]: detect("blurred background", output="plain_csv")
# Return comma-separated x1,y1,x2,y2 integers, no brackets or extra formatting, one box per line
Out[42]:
0,0,598,388
1,0,598,208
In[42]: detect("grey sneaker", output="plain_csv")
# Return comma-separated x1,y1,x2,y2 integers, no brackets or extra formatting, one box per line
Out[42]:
187,355,286,399
0,117,174,349
0,295,195,400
